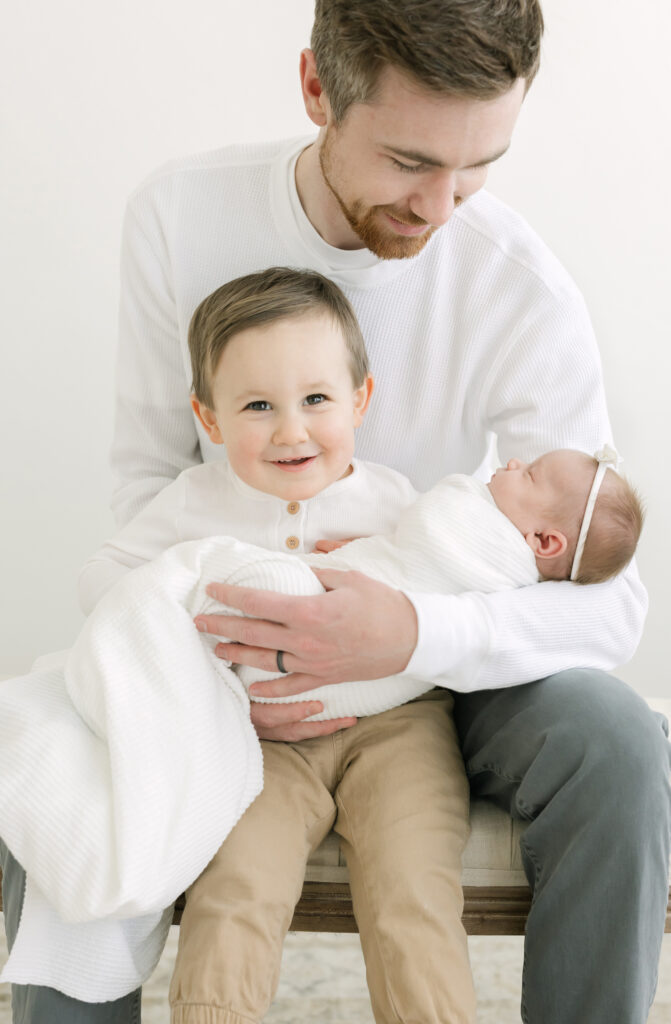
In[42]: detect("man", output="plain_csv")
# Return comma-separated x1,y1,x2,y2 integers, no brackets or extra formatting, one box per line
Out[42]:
2,1,669,1022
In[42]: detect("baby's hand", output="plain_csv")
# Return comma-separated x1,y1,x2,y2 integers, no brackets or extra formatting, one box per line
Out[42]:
312,538,358,553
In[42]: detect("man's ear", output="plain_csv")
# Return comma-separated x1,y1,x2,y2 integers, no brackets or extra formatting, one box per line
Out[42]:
191,396,224,445
525,529,568,560
299,49,329,127
352,374,374,427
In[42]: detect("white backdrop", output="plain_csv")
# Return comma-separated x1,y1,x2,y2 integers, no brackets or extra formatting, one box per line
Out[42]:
2,1,669,697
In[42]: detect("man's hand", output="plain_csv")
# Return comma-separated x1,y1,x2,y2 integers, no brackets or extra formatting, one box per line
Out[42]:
249,699,357,741
194,568,418,699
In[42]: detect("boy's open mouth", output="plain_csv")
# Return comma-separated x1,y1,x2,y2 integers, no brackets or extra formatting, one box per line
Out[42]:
273,456,316,470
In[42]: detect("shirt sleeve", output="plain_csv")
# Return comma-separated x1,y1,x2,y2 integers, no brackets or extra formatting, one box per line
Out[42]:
403,284,648,690
110,190,201,528
78,475,187,615
403,558,647,691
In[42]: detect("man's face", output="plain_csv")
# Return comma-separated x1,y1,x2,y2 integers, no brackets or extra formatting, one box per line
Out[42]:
317,68,526,259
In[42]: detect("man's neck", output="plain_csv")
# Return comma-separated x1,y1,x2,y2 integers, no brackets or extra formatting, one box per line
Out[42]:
294,140,365,251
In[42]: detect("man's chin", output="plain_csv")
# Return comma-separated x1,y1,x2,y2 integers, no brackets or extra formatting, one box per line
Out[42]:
358,221,437,260
362,225,436,260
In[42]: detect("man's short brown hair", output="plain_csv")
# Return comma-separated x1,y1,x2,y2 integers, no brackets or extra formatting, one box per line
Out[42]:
189,267,369,408
311,0,544,122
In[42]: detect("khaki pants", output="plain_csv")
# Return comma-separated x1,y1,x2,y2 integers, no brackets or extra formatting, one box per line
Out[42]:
170,690,475,1024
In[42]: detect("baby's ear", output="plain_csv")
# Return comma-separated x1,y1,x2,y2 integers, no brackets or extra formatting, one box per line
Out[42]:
191,396,224,444
525,529,568,560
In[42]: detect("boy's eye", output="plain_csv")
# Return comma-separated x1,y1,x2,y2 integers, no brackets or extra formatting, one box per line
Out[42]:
244,400,271,411
304,393,327,406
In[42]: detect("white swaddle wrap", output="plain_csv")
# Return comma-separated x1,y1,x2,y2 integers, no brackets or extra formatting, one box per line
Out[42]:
0,474,537,999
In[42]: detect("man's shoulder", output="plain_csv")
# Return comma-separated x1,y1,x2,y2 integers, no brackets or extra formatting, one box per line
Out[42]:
451,190,579,301
126,137,301,206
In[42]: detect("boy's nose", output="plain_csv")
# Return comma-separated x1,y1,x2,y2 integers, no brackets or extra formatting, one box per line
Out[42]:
272,412,309,446
507,458,522,470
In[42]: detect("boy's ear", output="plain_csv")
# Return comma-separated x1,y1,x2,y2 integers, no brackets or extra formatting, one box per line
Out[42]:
352,374,374,427
299,49,329,127
525,529,568,560
191,396,224,445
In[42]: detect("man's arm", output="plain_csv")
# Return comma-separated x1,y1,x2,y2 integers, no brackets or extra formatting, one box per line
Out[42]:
402,558,646,690
111,193,201,528
78,474,188,614
197,555,644,700
200,283,646,736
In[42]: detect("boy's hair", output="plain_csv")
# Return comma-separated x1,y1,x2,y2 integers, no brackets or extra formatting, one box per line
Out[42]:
311,0,545,123
573,468,645,585
189,267,369,408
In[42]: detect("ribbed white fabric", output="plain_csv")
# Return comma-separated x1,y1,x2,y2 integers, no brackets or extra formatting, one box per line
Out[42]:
240,473,539,717
110,136,646,692
0,473,536,999
78,458,419,615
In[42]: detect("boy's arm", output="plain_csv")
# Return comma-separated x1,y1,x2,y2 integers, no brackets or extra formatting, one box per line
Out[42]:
78,474,187,614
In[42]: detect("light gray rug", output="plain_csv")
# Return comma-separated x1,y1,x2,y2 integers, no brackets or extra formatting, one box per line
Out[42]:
1,925,669,1022
146,929,671,1022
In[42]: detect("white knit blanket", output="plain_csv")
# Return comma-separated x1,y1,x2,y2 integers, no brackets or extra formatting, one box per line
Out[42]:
0,475,537,999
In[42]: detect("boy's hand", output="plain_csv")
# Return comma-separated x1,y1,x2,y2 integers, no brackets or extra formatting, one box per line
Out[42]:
194,569,418,713
311,537,358,553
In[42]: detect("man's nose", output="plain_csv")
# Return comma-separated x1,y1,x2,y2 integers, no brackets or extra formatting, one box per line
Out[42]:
410,172,459,227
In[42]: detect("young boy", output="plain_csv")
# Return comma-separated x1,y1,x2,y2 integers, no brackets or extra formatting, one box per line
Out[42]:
0,269,642,1023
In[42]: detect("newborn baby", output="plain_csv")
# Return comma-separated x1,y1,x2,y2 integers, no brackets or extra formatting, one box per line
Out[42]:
231,444,643,717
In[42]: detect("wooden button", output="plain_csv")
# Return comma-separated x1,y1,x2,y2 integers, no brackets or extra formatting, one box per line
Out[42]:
285,535,300,550
287,501,300,515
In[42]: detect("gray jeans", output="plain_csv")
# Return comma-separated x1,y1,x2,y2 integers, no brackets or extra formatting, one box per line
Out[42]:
2,669,670,1024
0,841,141,1023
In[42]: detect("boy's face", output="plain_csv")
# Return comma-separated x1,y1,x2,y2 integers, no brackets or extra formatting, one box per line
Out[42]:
487,450,595,538
305,59,526,258
193,312,372,501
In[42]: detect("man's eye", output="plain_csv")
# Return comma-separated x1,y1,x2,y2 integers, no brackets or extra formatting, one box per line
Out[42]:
304,393,327,406
244,400,271,411
390,158,423,174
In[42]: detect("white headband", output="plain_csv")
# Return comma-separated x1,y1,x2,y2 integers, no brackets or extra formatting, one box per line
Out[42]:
570,444,620,581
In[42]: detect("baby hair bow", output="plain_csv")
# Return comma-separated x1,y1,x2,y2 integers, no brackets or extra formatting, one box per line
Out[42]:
593,443,620,469
570,443,621,581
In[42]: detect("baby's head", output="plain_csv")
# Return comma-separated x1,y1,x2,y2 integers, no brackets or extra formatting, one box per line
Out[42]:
188,267,373,500
488,449,644,584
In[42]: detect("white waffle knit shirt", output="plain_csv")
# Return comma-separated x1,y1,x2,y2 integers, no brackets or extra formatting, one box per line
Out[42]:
110,135,646,691
0,467,537,1000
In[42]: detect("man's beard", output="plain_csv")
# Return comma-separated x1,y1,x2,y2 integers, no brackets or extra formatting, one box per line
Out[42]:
318,133,436,260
